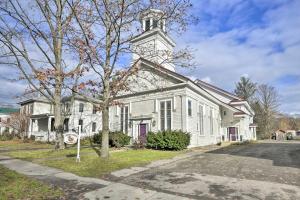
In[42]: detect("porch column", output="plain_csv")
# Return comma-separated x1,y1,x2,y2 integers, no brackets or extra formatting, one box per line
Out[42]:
28,119,33,138
48,117,51,133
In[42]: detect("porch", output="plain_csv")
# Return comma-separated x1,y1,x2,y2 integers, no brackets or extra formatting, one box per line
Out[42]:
29,114,69,142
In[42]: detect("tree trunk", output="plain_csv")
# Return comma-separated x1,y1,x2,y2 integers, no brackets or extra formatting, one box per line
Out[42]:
101,77,110,158
54,0,64,150
54,87,64,149
101,0,111,158
101,101,110,158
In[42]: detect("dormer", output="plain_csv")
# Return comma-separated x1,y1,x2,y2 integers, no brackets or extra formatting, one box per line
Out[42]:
131,9,176,72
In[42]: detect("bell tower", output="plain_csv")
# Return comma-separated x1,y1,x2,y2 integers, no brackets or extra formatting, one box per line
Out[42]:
131,9,176,72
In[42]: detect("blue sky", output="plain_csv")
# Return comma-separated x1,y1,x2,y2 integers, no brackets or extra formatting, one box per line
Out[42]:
174,0,300,114
0,0,299,114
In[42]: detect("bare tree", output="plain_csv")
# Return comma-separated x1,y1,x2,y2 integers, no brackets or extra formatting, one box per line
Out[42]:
254,84,279,138
0,112,28,139
0,0,82,149
67,0,195,158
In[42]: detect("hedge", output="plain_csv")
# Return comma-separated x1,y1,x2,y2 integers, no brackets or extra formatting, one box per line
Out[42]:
147,130,190,150
92,131,131,148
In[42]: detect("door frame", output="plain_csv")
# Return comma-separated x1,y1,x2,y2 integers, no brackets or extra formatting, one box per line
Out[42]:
228,127,239,141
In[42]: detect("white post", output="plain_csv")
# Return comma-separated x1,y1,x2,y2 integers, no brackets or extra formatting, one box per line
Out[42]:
76,125,81,162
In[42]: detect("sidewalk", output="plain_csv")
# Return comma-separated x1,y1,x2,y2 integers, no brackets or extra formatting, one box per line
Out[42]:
0,155,193,200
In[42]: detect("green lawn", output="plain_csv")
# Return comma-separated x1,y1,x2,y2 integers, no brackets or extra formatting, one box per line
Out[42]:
0,165,63,200
8,148,182,177
0,140,52,150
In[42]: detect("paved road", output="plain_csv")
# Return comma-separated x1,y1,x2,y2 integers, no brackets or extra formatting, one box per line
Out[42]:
116,141,300,199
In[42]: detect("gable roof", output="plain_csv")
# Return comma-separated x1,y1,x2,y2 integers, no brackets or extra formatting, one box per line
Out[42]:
195,79,242,101
138,58,241,113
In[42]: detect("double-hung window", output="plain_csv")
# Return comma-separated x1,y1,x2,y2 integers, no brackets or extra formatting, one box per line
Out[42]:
78,119,83,132
92,122,96,132
199,105,204,135
160,100,172,131
92,105,97,114
210,108,214,135
120,106,129,133
188,100,192,116
79,103,84,112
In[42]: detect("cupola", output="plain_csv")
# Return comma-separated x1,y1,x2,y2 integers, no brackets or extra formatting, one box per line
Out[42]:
131,9,176,72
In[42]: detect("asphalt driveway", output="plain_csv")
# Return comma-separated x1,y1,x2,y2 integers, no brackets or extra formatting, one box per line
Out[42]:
117,141,300,199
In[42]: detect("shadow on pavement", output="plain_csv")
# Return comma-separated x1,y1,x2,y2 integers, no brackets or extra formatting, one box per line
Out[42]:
207,142,300,169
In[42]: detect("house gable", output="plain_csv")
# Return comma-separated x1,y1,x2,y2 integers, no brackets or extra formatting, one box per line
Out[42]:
119,59,185,96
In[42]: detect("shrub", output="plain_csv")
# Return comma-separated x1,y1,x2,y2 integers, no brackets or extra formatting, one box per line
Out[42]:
133,136,146,150
110,132,131,148
147,130,190,151
0,132,14,141
92,131,131,148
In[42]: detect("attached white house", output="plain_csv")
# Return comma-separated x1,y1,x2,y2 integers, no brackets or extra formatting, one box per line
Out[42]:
19,95,102,141
19,9,256,146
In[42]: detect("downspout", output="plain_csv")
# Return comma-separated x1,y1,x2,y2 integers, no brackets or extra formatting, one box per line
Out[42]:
180,95,183,130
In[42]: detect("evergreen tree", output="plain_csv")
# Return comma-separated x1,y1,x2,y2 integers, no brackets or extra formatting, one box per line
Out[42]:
234,76,257,102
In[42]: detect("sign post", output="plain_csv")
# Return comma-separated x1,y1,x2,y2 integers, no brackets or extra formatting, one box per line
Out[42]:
76,125,81,163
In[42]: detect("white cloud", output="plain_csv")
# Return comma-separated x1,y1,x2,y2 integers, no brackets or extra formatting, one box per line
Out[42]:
201,76,213,84
175,0,300,114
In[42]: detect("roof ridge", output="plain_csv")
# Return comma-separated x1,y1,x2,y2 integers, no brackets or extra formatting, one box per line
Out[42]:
195,79,242,100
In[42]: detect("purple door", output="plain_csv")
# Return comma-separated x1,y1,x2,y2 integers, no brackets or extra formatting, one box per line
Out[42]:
229,127,236,141
139,124,147,142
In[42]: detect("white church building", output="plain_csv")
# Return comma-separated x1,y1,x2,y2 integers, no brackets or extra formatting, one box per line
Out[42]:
19,9,256,146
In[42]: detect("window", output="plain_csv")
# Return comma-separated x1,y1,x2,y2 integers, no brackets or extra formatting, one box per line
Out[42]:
92,122,96,132
51,118,55,132
120,106,129,133
145,19,150,31
65,103,70,113
63,118,69,132
92,105,97,114
79,103,84,112
160,100,172,131
188,100,192,116
153,20,158,28
160,101,165,131
199,105,204,135
29,104,33,114
78,119,83,132
210,108,213,135
223,111,226,116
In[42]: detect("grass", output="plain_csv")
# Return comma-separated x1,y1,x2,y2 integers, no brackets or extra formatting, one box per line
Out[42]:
8,148,181,177
0,165,63,200
0,140,52,150
40,149,181,177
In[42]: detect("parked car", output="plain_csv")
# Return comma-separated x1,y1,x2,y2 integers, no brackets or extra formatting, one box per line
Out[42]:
286,133,293,140
271,133,276,140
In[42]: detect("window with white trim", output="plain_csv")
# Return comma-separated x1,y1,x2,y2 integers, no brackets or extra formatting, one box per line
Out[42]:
188,100,192,116
78,119,83,132
199,105,204,135
79,103,84,112
160,100,172,131
210,108,214,135
120,106,129,133
92,122,96,132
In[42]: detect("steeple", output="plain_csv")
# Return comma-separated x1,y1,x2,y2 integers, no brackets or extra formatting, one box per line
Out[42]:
131,9,176,72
